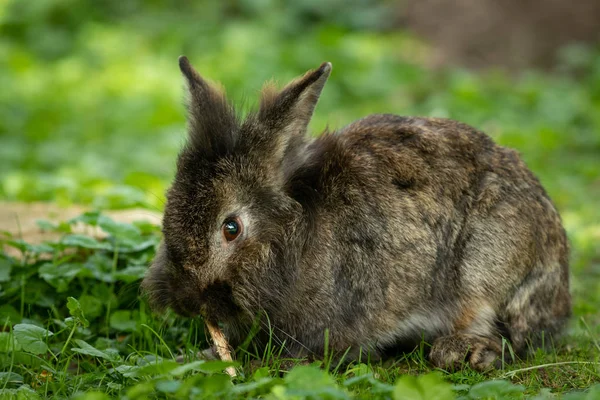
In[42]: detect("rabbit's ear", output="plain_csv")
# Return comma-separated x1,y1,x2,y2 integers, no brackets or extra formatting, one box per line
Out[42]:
179,56,238,158
259,62,331,131
242,63,331,166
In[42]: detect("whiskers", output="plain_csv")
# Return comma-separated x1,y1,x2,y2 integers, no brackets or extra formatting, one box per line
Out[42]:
140,277,174,311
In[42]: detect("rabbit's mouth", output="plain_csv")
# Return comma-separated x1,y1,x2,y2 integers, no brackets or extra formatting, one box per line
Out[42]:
173,280,242,322
142,244,243,321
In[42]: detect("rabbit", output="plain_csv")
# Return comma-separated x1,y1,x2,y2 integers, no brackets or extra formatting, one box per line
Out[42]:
141,56,571,371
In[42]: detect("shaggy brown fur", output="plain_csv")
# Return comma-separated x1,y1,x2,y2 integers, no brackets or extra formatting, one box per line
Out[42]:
142,57,571,371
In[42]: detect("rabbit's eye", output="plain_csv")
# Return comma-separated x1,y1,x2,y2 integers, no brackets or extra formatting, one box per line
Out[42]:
222,218,243,242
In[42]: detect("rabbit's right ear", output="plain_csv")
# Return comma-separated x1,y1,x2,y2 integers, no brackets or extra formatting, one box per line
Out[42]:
179,56,238,159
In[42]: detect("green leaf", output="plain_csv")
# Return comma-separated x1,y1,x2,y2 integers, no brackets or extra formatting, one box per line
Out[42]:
530,388,556,400
0,332,21,352
71,339,119,361
68,211,101,226
343,370,395,395
0,304,21,325
0,257,13,282
1,240,54,255
193,360,240,374
393,376,423,400
78,294,104,319
170,360,207,376
252,366,271,380
12,324,53,355
84,253,116,283
194,374,233,395
133,219,160,235
125,382,155,398
113,265,147,283
38,262,84,292
98,215,141,241
277,365,348,399
61,234,111,250
67,297,90,327
0,372,24,384
97,215,158,252
72,392,111,400
115,364,143,378
106,382,123,391
393,373,454,400
115,360,179,378
156,380,182,393
0,385,41,400
35,219,58,232
109,310,138,332
467,380,525,399
562,385,600,400
135,360,181,376
119,237,159,253
91,283,118,309
231,377,277,395
418,374,455,400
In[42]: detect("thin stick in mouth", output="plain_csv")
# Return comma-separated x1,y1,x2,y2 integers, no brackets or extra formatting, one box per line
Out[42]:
205,318,237,377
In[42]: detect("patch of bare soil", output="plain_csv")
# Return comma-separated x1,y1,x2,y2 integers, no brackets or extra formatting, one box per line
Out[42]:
0,202,161,257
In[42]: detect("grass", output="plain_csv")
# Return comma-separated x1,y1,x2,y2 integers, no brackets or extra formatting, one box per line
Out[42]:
1,0,600,398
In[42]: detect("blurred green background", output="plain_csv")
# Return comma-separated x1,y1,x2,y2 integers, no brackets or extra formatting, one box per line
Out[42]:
1,0,598,208
0,1,599,313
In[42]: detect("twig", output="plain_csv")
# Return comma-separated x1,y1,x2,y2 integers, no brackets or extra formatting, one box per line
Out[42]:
205,319,237,377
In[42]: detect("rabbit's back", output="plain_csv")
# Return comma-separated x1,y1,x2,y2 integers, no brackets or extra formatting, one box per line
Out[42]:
336,114,568,282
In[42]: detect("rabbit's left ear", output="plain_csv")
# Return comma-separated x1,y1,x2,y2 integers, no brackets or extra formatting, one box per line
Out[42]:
259,62,331,135
239,63,331,168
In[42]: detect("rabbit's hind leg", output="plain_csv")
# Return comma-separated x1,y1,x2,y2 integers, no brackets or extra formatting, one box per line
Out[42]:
429,302,503,371
501,262,571,356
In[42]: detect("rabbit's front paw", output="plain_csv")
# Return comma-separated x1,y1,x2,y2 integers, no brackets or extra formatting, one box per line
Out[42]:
429,334,502,371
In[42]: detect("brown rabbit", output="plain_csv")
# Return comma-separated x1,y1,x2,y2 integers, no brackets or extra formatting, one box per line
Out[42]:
142,57,571,371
